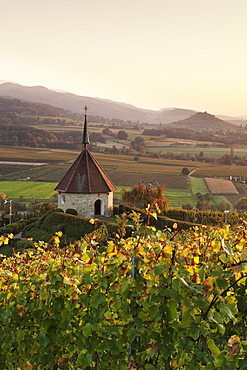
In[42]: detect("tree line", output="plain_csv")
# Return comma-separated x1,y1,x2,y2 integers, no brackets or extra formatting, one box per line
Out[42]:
142,127,247,146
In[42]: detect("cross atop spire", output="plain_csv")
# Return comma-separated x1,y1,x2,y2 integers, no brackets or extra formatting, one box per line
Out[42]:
82,105,89,149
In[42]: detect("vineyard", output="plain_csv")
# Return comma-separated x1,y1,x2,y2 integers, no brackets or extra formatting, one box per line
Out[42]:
109,173,189,189
0,164,70,182
1,222,247,368
0,145,79,163
205,178,239,195
193,165,247,179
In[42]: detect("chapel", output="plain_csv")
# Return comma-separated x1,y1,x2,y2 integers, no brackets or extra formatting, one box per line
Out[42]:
54,106,116,218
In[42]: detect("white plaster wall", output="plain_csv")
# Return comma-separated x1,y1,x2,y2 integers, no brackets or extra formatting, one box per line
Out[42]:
57,192,114,218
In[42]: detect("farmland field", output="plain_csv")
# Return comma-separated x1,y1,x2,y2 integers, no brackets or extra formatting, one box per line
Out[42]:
1,145,247,209
205,178,239,195
0,164,70,182
146,146,247,158
210,195,231,205
164,189,197,208
0,145,79,163
0,181,56,200
190,177,209,195
193,165,247,179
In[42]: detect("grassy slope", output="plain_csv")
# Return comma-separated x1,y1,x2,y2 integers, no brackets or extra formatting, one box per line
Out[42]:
0,181,56,200
190,177,209,195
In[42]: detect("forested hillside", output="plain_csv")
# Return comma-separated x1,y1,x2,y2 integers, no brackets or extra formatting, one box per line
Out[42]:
0,96,75,118
0,123,57,147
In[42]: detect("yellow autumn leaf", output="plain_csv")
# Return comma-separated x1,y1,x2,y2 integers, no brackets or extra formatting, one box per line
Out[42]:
106,241,115,253
194,256,200,264
150,212,157,220
163,244,173,255
56,231,63,237
186,266,194,275
53,236,60,244
63,276,73,286
108,249,117,256
144,272,153,280
82,254,91,263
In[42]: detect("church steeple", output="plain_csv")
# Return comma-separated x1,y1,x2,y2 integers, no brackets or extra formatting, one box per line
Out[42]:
82,105,89,149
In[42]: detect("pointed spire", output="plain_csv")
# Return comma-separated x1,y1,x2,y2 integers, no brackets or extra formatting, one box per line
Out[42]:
82,105,89,149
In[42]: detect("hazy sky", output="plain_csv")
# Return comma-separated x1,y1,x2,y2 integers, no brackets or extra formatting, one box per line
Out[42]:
1,0,247,116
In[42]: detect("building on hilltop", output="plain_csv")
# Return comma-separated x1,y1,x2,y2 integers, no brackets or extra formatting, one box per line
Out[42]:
54,106,116,218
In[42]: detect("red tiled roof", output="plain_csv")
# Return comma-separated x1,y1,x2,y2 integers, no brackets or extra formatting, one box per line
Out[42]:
54,149,116,193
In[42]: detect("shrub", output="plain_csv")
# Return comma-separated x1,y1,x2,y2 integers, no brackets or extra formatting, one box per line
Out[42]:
113,206,119,215
21,211,119,243
234,197,247,211
65,208,78,215
181,167,190,175
14,240,33,251
182,203,193,210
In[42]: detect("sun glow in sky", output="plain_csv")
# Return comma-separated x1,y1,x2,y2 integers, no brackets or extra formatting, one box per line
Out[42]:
1,0,247,116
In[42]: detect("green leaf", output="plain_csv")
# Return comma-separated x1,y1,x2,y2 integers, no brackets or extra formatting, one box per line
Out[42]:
83,322,92,338
219,303,235,321
207,338,221,356
154,264,163,276
91,293,100,308
144,364,156,370
214,353,225,367
239,354,247,369
203,364,216,370
168,299,178,321
111,339,122,354
171,278,180,291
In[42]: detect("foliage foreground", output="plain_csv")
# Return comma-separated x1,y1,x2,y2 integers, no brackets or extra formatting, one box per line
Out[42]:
1,222,247,369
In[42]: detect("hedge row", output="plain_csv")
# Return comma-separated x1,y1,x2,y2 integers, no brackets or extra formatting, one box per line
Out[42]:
119,204,247,229
21,211,120,243
0,218,38,237
162,208,247,226
119,204,199,230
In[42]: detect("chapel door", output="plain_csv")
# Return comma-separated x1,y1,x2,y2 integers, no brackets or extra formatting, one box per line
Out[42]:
94,199,101,215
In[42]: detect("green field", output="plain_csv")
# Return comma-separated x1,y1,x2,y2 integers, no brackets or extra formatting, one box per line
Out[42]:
190,177,209,195
0,181,56,200
164,189,197,208
147,146,247,158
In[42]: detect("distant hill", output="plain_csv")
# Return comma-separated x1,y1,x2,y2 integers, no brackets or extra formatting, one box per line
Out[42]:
0,82,195,124
168,111,239,131
0,96,74,118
